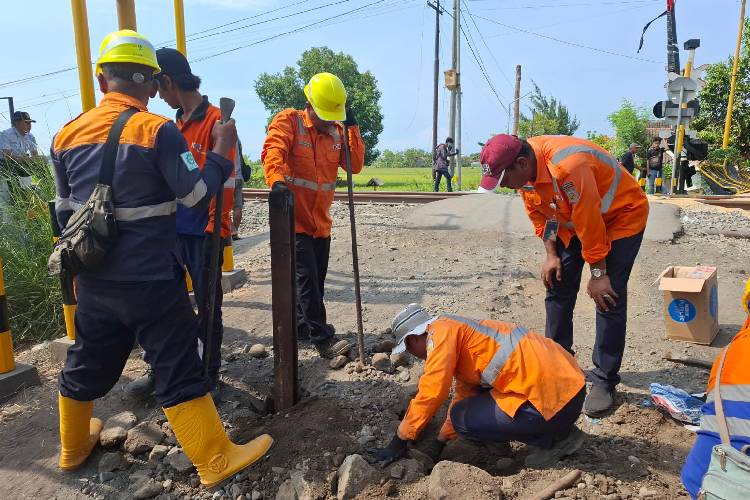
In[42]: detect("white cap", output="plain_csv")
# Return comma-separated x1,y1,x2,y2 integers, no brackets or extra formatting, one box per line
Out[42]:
391,304,434,354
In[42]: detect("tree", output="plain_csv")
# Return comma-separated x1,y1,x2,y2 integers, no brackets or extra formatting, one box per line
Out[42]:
371,148,431,168
518,83,580,137
692,18,750,164
255,47,384,164
607,100,650,160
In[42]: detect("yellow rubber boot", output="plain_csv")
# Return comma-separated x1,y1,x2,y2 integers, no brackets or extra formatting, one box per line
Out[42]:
163,394,273,488
58,394,103,471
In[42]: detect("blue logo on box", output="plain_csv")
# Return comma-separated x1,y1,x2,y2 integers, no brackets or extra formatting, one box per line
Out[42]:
710,286,718,318
669,299,696,323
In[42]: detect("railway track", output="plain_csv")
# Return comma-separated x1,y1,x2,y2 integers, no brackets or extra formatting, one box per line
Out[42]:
242,189,471,204
696,195,750,211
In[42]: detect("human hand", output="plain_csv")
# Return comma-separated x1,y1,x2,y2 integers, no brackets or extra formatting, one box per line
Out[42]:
211,118,237,152
366,434,408,467
343,104,357,127
587,275,619,312
541,256,562,289
269,181,290,213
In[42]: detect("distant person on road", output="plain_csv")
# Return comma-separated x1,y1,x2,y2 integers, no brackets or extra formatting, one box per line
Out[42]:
646,138,664,194
261,72,365,359
478,134,649,416
367,305,586,469
620,143,640,177
0,111,40,205
681,277,750,499
433,137,458,192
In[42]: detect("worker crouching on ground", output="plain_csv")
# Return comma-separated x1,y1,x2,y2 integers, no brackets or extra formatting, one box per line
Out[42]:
681,278,750,498
261,72,365,359
367,305,586,469
478,135,649,416
126,48,236,401
51,30,272,485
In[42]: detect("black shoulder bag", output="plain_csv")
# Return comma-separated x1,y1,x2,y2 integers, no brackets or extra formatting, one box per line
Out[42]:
48,107,139,276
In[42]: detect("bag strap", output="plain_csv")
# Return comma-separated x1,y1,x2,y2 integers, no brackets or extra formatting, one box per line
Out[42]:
714,344,732,446
98,107,139,186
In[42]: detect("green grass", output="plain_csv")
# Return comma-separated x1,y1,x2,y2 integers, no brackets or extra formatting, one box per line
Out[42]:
0,159,63,346
346,167,482,192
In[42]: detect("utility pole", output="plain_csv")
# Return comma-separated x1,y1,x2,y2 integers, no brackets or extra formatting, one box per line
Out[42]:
723,0,747,149
448,0,458,160
512,65,521,136
428,0,442,175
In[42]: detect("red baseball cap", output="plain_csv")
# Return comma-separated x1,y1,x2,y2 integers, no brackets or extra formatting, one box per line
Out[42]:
479,134,523,190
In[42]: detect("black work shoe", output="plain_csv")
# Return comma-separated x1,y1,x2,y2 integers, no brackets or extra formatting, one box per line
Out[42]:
314,338,352,359
124,369,155,397
583,385,615,416
524,426,584,469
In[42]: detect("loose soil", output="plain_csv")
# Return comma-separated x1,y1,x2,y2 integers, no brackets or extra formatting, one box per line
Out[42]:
1,197,748,499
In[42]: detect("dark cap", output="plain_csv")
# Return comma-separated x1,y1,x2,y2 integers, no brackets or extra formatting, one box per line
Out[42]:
479,134,522,190
12,111,35,123
155,48,192,77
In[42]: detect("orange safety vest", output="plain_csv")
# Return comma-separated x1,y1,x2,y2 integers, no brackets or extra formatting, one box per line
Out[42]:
261,108,365,238
521,136,649,263
397,316,585,442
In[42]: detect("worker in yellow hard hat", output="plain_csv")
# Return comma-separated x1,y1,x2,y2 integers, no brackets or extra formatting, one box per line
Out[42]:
261,72,366,359
51,29,272,486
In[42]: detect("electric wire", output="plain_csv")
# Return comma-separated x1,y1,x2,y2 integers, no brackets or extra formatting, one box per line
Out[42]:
461,0,513,88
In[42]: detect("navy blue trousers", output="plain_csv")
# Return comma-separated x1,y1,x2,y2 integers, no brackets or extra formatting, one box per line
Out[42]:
178,234,223,383
433,170,453,192
295,234,333,345
545,232,644,389
451,389,585,449
59,274,210,408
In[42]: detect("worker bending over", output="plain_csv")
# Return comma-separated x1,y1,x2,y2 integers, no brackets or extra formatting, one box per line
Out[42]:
478,135,648,415
681,278,750,498
368,305,586,469
51,30,272,485
261,72,365,358
127,48,236,400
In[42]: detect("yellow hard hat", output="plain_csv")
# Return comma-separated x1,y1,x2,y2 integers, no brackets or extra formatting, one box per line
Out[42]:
303,72,347,122
95,29,160,75
743,276,750,316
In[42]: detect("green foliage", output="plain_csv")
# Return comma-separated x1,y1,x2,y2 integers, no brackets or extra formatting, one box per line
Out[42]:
348,167,483,191
692,18,750,169
607,100,650,160
0,159,63,345
586,131,615,153
254,47,384,164
518,83,580,137
371,148,432,168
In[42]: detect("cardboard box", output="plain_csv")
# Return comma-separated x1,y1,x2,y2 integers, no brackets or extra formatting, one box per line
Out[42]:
657,266,719,344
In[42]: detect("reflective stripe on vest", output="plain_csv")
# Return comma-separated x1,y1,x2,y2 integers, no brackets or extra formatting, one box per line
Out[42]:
551,145,622,213
178,179,207,208
56,198,176,222
443,315,530,387
284,175,336,192
700,413,750,438
707,384,750,404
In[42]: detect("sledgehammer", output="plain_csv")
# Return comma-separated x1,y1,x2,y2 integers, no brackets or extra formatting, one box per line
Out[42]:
343,123,367,365
202,97,235,377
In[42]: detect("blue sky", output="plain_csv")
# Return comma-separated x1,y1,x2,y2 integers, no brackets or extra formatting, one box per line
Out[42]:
0,0,743,159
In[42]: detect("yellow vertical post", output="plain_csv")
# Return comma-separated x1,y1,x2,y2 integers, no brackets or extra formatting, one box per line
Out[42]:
48,202,76,340
0,258,16,374
174,0,187,56
223,238,235,272
723,0,747,149
116,0,137,30
70,0,96,112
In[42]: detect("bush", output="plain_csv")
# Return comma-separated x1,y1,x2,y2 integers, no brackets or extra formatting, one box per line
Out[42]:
0,158,63,346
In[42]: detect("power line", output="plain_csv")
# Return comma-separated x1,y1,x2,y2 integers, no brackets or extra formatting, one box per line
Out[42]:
472,14,663,64
468,0,658,7
191,0,389,62
461,0,513,88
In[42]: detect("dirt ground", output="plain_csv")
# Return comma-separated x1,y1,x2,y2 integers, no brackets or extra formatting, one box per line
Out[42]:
1,196,749,500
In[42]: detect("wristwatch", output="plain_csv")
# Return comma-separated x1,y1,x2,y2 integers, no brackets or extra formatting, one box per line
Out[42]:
591,268,607,280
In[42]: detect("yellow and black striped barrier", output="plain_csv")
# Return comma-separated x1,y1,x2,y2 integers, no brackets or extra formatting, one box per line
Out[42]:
0,258,14,374
0,257,41,399
49,201,76,340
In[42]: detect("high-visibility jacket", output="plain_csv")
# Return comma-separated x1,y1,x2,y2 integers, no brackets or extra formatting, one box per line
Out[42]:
51,91,229,281
397,315,585,442
681,325,750,498
176,96,235,239
261,108,365,238
520,136,649,263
